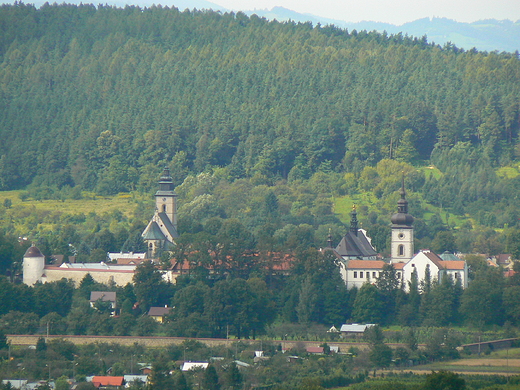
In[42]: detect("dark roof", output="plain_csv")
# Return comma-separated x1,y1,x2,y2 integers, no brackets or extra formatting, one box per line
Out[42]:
156,167,176,194
24,245,44,258
90,291,116,302
158,212,179,238
148,307,171,316
439,251,461,261
391,178,414,227
335,231,377,258
142,221,167,240
421,250,444,269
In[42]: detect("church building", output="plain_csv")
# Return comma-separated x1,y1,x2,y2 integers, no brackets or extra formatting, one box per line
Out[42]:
141,167,179,258
335,178,468,290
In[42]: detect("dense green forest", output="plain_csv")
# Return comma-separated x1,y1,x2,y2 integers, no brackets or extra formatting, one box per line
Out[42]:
0,2,519,191
2,5,520,388
0,2,519,254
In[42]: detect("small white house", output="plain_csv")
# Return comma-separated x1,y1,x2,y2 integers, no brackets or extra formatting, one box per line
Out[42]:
402,250,468,291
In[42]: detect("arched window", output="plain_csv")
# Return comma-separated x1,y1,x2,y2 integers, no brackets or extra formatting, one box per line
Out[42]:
162,204,166,213
398,244,404,256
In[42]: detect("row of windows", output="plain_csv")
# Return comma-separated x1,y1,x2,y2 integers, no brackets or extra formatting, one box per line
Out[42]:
352,271,402,279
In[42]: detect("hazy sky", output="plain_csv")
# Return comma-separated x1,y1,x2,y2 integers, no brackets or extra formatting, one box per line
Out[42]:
214,0,519,25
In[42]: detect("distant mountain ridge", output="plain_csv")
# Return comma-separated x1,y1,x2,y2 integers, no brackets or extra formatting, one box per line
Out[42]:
244,7,520,53
28,0,519,52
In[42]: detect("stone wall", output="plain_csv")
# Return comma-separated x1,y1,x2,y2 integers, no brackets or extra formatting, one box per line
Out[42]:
43,269,135,287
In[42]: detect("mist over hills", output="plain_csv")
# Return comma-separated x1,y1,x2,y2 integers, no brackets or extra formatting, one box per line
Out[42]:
244,7,520,53
27,0,520,53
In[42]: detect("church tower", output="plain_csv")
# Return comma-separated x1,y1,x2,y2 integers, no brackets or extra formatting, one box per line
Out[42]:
391,177,414,264
142,167,179,259
155,167,177,230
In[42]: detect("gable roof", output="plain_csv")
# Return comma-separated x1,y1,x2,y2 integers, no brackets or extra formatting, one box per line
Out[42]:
420,250,444,269
148,307,171,317
142,221,166,240
335,230,377,259
90,291,116,302
158,212,179,239
340,323,376,333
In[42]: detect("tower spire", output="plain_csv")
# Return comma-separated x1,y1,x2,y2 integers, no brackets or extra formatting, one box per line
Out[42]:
391,172,414,263
350,204,358,235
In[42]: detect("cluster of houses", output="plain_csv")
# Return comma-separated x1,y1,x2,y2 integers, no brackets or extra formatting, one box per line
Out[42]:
2,359,256,390
89,291,171,321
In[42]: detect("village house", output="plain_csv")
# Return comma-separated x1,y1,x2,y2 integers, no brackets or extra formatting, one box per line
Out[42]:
147,306,172,323
89,291,117,314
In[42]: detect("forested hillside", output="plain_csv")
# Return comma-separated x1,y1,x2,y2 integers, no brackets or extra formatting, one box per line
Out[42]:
0,2,520,257
1,2,519,189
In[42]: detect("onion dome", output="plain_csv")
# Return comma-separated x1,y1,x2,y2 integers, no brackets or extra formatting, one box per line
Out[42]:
391,177,414,226
24,245,44,258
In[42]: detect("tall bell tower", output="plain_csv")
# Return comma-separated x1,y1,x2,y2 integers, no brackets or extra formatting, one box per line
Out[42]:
391,176,414,264
155,167,177,231
142,167,179,259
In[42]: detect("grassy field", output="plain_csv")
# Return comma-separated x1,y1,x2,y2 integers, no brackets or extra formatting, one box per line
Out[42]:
0,190,152,236
334,190,468,229
391,348,520,376
0,191,146,216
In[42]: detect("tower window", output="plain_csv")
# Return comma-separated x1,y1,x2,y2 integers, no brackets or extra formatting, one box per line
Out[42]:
398,244,404,256
162,204,166,213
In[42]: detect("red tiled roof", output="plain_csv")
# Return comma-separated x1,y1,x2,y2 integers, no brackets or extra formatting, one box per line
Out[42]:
439,260,466,270
347,260,386,269
170,252,296,273
91,376,124,386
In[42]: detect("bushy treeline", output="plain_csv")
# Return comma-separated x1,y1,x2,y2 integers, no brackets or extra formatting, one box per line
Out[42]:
0,2,518,195
3,248,520,340
5,159,519,266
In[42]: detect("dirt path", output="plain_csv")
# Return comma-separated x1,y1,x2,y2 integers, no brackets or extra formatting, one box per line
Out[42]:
450,358,520,367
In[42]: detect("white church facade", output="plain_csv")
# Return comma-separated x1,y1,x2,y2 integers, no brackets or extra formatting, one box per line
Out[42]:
334,179,468,290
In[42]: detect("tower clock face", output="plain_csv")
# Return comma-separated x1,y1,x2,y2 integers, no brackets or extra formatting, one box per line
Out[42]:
398,232,405,240
162,198,167,201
